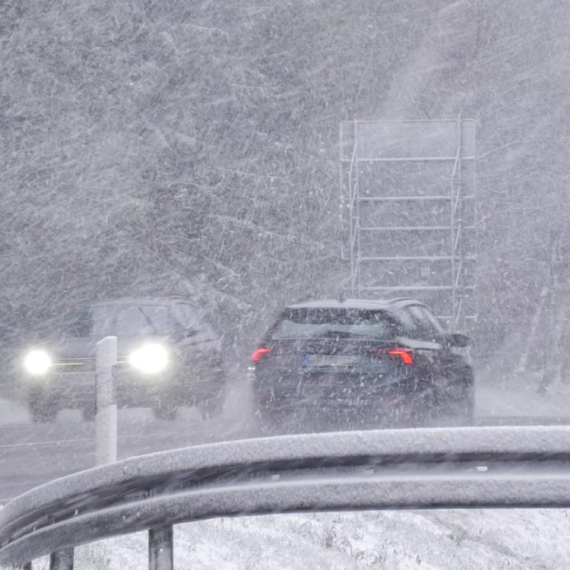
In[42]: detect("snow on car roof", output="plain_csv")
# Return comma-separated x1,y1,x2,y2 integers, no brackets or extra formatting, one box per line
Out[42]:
88,297,193,307
287,298,423,310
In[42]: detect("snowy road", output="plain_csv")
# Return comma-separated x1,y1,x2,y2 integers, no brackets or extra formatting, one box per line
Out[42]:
2,382,570,503
0,379,258,502
0,411,254,502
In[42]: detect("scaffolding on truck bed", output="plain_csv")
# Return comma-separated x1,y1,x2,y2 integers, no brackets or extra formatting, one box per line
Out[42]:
340,119,476,333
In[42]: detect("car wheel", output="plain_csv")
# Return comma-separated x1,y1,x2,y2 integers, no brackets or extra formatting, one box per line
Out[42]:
255,405,275,431
153,403,178,421
255,404,303,434
437,370,475,426
28,389,58,423
199,392,225,421
384,383,433,428
393,398,431,428
256,412,280,435
447,387,475,426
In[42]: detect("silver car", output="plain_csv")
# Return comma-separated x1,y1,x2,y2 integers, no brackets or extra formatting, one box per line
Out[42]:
18,297,226,422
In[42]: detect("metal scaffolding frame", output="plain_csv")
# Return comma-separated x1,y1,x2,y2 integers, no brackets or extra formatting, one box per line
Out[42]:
340,119,476,332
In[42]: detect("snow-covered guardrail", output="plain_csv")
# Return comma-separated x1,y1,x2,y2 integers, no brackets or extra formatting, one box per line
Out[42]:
2,426,570,569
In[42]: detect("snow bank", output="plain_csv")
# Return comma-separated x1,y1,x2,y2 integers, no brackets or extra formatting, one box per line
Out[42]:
23,509,570,570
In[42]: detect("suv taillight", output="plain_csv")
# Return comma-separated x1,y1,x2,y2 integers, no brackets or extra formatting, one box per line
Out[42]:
387,348,414,365
373,348,414,365
251,347,272,362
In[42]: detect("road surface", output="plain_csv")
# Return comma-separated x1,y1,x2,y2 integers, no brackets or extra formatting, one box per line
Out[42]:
2,380,570,503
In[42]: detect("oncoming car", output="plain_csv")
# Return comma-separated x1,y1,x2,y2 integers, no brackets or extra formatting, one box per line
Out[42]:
250,298,474,429
18,298,226,422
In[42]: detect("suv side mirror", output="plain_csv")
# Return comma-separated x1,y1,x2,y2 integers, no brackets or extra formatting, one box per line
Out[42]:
449,333,470,348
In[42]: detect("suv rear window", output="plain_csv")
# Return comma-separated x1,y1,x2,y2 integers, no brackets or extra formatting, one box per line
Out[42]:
271,308,400,340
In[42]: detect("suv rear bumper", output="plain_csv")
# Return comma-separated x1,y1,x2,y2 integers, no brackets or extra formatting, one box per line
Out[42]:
253,370,417,411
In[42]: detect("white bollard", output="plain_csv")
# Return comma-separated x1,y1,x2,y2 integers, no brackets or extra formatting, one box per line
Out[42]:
48,340,118,570
96,336,118,466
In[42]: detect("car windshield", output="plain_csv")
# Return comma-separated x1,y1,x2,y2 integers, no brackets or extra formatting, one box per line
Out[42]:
272,308,398,339
64,305,172,336
3,2,570,568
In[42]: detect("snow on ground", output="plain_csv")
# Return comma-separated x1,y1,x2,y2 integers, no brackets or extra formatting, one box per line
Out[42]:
23,509,570,569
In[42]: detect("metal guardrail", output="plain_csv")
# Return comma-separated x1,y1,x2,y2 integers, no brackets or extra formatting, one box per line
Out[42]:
3,426,570,568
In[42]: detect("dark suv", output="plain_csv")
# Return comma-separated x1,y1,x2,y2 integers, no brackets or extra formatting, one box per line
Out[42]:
250,298,473,428
19,298,226,422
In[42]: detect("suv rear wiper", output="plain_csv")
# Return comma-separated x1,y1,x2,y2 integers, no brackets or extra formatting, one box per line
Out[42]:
319,330,385,339
318,330,353,338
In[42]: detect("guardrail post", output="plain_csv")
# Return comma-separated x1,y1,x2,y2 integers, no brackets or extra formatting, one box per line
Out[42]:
96,336,118,466
149,525,173,570
50,547,74,570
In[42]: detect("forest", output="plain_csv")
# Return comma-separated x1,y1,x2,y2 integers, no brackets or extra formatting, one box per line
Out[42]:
1,0,569,386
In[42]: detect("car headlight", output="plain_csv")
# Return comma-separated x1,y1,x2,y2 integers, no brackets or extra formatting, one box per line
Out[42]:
128,343,169,374
23,350,53,376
